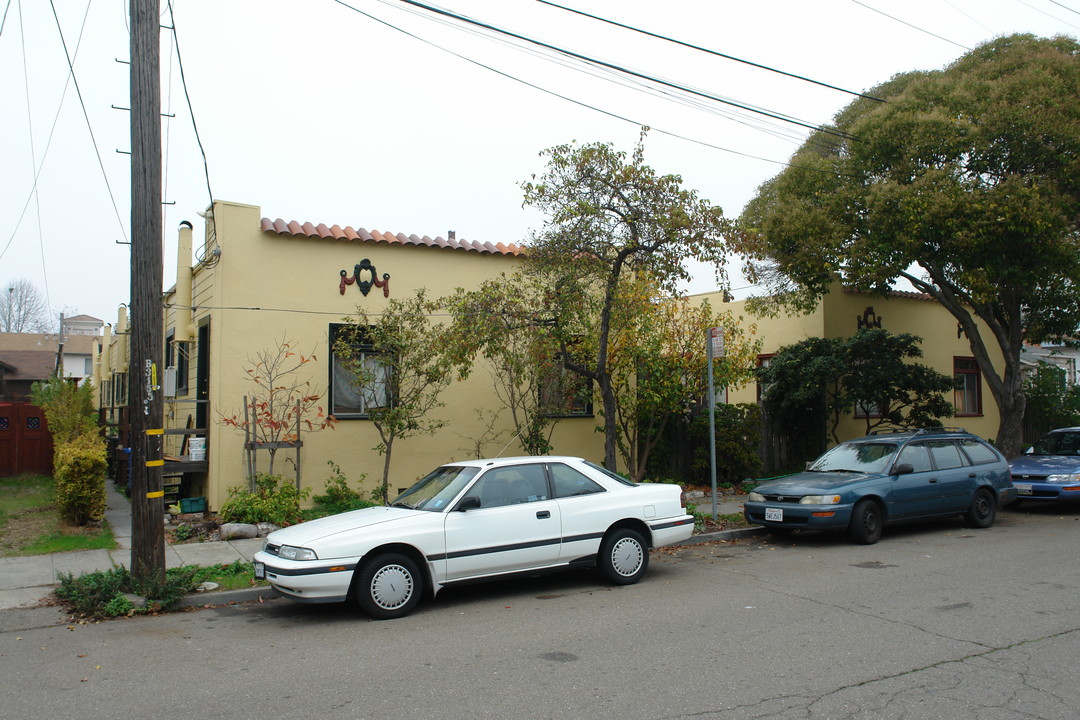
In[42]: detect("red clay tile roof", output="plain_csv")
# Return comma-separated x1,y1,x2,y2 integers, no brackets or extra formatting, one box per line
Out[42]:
260,218,524,257
841,285,934,301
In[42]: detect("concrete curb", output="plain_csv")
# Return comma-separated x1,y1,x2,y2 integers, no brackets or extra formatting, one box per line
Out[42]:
176,584,280,609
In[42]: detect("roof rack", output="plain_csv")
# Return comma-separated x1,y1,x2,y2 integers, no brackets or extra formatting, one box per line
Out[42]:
868,426,968,436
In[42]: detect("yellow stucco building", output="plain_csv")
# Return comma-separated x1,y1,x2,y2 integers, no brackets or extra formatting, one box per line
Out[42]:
697,283,1004,448
95,200,607,510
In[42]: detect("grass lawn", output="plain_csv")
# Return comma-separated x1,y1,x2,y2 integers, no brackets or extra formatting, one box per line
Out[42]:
0,474,118,557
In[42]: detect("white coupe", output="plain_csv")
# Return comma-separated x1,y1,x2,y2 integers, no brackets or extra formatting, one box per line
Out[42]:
253,456,695,618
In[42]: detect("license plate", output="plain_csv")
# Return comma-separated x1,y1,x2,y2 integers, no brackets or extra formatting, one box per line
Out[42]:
765,507,784,522
1014,483,1032,495
254,561,265,579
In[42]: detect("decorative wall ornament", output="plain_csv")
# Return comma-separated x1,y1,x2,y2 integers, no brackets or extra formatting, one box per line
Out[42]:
857,306,882,330
339,259,390,297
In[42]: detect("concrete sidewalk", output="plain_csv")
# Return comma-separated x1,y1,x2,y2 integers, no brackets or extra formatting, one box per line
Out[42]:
0,483,755,612
0,483,263,611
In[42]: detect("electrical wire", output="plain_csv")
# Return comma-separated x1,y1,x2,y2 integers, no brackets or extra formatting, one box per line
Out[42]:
334,0,854,175
386,0,857,140
850,0,971,51
166,1,215,211
1014,0,1080,30
535,0,885,103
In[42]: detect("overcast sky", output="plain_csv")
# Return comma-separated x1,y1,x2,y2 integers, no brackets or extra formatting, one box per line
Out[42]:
1,0,1077,327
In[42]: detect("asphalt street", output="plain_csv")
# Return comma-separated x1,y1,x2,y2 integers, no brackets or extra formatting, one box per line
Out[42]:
1,503,1077,720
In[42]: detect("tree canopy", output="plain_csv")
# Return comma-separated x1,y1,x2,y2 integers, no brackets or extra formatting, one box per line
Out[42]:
739,34,1080,457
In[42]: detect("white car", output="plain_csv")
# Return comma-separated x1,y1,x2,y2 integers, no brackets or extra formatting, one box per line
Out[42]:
253,456,694,619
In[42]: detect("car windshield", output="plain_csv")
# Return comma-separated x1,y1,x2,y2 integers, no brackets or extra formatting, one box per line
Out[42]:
808,441,899,474
390,466,480,511
1031,431,1080,456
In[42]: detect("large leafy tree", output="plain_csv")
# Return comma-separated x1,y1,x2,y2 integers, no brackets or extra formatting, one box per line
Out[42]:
739,35,1080,457
522,131,736,468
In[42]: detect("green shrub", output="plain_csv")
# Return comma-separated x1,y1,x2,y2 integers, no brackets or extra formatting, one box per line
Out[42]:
218,473,310,526
53,432,107,526
31,375,98,444
55,565,206,619
305,461,374,519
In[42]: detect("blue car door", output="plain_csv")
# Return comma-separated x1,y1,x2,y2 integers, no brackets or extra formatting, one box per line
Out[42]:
887,443,942,518
927,440,976,513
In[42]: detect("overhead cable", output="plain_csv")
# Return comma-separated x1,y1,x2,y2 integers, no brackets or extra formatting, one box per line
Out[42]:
390,0,857,140
536,0,885,103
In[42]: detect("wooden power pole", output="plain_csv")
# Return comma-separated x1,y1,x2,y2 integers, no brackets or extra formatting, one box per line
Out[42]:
128,0,165,582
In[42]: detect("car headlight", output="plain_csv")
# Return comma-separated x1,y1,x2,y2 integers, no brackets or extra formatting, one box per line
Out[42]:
278,545,318,561
748,492,765,502
1046,473,1080,483
800,494,841,505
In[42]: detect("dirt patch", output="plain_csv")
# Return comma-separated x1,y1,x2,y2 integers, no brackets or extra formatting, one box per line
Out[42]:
0,506,55,555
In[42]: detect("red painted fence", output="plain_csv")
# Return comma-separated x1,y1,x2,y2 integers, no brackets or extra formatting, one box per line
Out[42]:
0,402,54,477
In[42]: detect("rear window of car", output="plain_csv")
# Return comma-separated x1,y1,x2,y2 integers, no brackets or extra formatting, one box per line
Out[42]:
551,463,605,497
928,440,968,469
958,438,1001,465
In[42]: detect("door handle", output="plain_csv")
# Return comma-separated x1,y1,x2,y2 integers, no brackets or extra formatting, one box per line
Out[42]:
969,473,977,478
536,510,551,519
929,478,938,483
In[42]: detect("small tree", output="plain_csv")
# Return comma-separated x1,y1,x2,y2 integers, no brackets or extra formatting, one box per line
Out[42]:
334,289,454,502
445,275,574,457
220,335,336,487
607,278,759,481
31,375,106,525
521,130,737,469
758,329,955,445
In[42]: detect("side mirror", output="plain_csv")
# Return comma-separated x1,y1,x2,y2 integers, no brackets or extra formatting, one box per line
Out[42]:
1025,446,1034,455
893,463,914,475
456,495,481,512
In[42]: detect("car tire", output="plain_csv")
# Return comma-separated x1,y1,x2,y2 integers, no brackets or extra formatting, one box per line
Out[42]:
598,528,649,585
965,487,997,529
848,499,883,545
354,552,422,620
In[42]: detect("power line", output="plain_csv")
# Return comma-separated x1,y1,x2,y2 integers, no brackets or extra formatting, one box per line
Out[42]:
536,0,885,103
850,0,971,51
389,0,856,141
166,0,215,208
334,0,852,175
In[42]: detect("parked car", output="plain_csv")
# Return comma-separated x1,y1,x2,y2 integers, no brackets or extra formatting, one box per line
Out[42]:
744,428,1016,544
253,456,694,618
1008,427,1080,504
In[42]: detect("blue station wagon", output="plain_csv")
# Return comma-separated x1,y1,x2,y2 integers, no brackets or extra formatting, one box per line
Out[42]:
744,428,1017,544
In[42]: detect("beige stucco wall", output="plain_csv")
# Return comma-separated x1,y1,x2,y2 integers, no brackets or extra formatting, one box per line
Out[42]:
694,285,1004,445
164,201,606,510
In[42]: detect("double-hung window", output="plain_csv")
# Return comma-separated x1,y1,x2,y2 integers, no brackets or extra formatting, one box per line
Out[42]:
329,324,389,419
953,357,982,416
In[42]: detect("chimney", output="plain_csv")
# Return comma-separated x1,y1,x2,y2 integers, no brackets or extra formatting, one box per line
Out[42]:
448,230,456,241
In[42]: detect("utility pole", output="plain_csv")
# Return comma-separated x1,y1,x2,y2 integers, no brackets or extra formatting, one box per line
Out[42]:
128,0,165,582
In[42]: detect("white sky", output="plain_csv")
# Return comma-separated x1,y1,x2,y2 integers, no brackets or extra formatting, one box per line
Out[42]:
1,0,1077,326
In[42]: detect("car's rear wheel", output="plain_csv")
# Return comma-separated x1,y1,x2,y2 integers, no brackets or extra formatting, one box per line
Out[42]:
354,552,422,620
848,499,883,544
965,487,997,528
598,528,649,585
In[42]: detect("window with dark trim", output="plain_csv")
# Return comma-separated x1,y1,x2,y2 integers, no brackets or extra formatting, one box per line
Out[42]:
329,323,389,419
954,357,982,416
539,364,593,418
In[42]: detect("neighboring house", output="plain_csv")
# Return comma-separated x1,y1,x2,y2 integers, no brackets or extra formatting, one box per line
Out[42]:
0,328,101,401
692,284,1005,468
1021,344,1080,387
96,200,606,510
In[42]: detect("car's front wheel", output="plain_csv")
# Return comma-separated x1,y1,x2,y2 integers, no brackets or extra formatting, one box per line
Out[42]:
598,528,649,585
965,487,997,528
354,552,422,620
848,499,883,544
